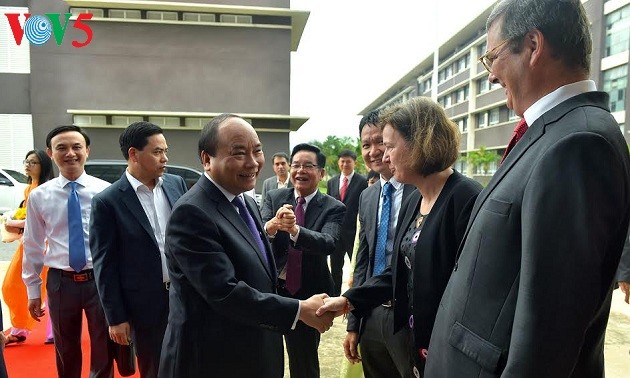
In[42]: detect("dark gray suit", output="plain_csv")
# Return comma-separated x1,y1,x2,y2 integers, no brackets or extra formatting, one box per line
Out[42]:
425,92,630,377
159,176,299,378
327,173,368,295
262,188,345,378
260,175,292,209
348,180,415,377
90,173,187,377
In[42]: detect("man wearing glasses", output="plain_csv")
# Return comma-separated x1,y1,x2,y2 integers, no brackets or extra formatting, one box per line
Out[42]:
262,143,346,378
426,1,630,377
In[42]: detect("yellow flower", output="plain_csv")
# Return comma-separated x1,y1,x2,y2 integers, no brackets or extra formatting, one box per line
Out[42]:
13,207,26,220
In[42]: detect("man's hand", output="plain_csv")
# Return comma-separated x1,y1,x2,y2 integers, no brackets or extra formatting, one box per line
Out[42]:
109,322,131,345
299,293,334,333
28,298,44,321
619,281,629,304
343,332,361,363
265,204,296,236
316,296,350,318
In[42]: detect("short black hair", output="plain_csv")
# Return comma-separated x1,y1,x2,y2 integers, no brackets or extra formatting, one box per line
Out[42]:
46,125,90,148
359,110,380,135
338,149,357,160
272,152,289,162
291,143,326,168
198,113,240,158
119,121,164,160
367,169,379,182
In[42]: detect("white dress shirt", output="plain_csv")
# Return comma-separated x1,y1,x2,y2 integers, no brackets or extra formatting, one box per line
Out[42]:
524,80,596,126
126,171,171,283
23,172,110,299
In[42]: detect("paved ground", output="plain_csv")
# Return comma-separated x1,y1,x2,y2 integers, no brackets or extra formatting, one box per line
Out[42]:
0,242,628,377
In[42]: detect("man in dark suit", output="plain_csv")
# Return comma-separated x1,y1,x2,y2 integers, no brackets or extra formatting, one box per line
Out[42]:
158,114,333,378
90,122,188,377
260,152,292,208
345,111,415,377
425,1,630,377
261,143,345,378
327,150,368,296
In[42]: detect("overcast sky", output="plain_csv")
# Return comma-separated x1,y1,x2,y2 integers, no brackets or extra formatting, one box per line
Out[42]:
289,0,497,147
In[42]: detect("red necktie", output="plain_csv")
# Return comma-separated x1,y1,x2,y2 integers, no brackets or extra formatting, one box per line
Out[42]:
340,176,349,202
286,196,305,295
501,119,529,164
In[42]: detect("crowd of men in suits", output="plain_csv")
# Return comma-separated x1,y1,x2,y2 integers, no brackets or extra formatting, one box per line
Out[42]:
10,1,630,377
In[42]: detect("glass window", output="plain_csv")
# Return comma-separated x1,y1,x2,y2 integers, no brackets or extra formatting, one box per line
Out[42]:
147,11,178,21
185,117,213,128
149,116,181,127
70,8,104,17
183,13,217,22
108,9,142,19
605,5,630,57
603,65,627,112
489,108,500,125
508,108,519,120
457,118,468,133
477,77,490,94
112,116,143,126
73,115,106,126
477,112,488,128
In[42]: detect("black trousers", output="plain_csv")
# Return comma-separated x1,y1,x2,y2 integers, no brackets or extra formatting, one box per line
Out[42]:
360,305,414,378
47,268,113,378
130,288,169,378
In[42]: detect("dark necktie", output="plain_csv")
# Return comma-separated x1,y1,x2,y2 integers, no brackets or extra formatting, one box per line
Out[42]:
286,196,306,295
340,176,348,202
68,182,86,272
232,195,270,269
501,118,529,163
373,182,393,276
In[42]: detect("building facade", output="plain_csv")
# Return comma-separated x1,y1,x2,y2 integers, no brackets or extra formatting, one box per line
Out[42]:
0,0,309,191
360,0,629,183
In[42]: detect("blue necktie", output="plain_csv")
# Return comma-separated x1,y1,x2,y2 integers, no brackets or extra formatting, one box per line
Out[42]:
68,182,86,272
232,195,271,269
373,182,393,276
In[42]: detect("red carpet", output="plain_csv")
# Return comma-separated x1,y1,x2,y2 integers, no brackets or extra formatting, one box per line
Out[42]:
4,313,139,378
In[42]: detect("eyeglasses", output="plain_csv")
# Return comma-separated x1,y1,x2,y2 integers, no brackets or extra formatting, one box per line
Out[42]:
290,163,319,171
478,39,511,73
23,160,40,166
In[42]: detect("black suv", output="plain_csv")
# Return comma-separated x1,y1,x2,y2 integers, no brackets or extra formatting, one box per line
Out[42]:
84,160,202,189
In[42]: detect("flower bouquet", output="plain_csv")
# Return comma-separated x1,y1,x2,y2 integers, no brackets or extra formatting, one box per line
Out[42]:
1,206,26,243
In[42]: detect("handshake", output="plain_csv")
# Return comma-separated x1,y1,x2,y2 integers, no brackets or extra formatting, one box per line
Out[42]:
297,294,353,333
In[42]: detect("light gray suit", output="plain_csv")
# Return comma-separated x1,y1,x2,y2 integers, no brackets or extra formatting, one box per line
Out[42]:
425,92,630,378
260,175,292,209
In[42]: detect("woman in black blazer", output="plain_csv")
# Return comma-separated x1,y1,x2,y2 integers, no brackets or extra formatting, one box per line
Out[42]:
319,97,482,377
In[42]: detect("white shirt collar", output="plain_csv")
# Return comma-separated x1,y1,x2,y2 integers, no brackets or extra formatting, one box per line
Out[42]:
379,175,402,191
57,171,90,188
293,188,318,206
523,80,596,126
205,172,239,203
126,170,163,191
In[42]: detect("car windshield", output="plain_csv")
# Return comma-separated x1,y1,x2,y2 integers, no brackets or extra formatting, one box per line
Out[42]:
4,169,28,184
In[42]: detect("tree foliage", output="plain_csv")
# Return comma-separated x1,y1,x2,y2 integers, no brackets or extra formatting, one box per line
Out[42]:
466,146,500,174
308,136,366,178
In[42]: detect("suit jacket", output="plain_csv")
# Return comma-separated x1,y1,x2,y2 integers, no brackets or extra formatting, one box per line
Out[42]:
327,173,368,239
425,92,630,378
90,173,187,328
158,176,299,378
616,226,630,283
344,171,481,351
260,175,292,209
346,181,416,333
261,188,345,299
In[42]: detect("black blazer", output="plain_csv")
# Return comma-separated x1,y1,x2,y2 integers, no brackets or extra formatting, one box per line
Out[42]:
327,173,368,235
90,173,187,327
158,176,300,378
261,188,346,299
426,92,630,378
344,171,481,350
346,181,416,333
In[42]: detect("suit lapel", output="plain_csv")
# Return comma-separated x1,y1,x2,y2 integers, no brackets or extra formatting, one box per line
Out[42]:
118,175,159,249
304,191,324,229
161,175,180,207
364,183,381,260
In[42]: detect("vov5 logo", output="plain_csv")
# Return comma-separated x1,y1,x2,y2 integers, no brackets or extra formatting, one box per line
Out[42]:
4,13,93,48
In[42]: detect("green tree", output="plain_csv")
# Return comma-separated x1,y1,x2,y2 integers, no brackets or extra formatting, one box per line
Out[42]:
308,136,366,178
466,146,500,174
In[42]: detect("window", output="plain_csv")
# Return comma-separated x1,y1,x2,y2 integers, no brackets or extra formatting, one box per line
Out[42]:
476,112,488,128
605,5,630,57
454,155,467,174
0,6,30,73
489,108,500,125
444,95,452,107
74,115,106,126
220,14,253,24
478,42,487,56
112,116,143,126
147,11,178,21
477,77,490,94
183,12,217,22
603,65,627,112
108,9,142,19
508,108,519,121
455,85,469,103
0,114,33,168
149,116,181,127
456,118,468,133
70,8,104,17
185,117,213,128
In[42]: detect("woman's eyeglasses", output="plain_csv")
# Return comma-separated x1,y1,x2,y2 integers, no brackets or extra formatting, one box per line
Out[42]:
23,160,40,166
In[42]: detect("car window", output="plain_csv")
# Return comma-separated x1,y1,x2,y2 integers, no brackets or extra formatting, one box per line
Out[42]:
3,169,28,184
84,164,126,183
166,167,201,189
